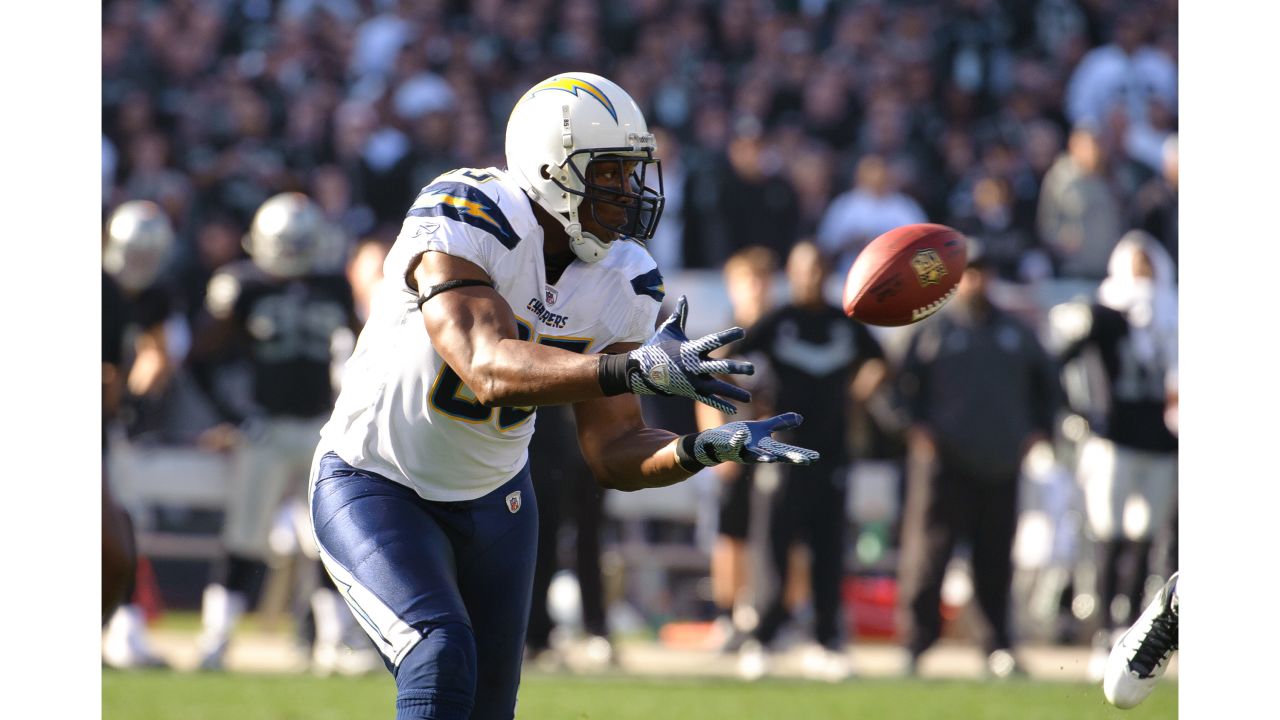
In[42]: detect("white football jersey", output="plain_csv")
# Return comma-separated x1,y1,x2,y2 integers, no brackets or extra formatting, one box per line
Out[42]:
319,167,665,501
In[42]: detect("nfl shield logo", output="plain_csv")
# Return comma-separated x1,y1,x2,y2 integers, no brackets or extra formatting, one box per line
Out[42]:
545,286,559,306
647,362,671,390
506,491,522,514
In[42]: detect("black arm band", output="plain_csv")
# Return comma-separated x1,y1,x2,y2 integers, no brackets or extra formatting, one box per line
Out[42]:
417,279,495,310
598,353,633,396
674,433,705,473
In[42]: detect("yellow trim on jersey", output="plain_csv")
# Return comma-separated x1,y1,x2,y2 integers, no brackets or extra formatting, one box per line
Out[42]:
422,194,502,229
452,381,479,404
514,316,534,340
426,362,491,425
540,333,593,344
496,410,536,433
429,315,594,432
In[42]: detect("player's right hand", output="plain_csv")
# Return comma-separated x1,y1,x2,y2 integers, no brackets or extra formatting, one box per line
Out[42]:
678,413,820,466
625,295,754,414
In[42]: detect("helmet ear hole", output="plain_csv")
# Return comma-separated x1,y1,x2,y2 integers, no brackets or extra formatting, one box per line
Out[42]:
540,165,553,180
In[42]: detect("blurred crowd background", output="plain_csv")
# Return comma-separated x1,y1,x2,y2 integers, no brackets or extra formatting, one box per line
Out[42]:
102,0,1178,681
103,0,1178,278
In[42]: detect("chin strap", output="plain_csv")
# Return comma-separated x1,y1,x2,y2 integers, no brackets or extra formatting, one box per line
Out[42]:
566,221,609,263
559,101,607,264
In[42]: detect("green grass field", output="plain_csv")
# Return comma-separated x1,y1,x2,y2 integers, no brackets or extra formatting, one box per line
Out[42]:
103,670,1176,719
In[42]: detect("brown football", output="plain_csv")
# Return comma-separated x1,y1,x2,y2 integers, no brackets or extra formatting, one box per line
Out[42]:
842,223,968,327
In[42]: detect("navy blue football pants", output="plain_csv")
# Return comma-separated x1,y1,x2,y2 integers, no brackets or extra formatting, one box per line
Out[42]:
310,452,537,720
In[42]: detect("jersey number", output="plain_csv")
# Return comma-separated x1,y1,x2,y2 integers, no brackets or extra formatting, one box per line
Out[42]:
458,169,497,184
429,322,591,430
249,296,348,363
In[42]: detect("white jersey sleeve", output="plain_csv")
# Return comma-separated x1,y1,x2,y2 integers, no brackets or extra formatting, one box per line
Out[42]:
383,169,524,291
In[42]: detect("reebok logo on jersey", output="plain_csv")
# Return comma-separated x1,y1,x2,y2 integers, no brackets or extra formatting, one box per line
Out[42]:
506,491,522,514
409,221,440,238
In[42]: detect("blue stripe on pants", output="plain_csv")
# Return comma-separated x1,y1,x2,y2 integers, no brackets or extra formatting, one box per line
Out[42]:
310,452,538,720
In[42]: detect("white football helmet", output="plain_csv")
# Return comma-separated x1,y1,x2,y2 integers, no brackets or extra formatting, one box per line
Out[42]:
103,200,174,292
245,192,328,277
505,72,665,263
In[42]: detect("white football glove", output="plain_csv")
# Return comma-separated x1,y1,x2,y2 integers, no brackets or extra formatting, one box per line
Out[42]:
599,296,754,414
676,413,820,468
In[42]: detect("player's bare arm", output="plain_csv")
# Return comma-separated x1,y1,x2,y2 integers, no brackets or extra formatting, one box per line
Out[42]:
574,342,821,491
127,323,173,396
576,388,822,492
415,252,758,412
573,347,690,492
413,250,606,406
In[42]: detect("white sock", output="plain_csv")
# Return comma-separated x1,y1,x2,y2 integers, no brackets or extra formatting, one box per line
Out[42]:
199,584,246,647
102,606,132,658
311,588,350,649
122,604,155,655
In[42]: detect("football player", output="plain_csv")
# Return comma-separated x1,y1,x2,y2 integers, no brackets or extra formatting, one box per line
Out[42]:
103,267,133,620
309,72,818,720
191,193,363,672
1051,230,1178,679
101,200,177,669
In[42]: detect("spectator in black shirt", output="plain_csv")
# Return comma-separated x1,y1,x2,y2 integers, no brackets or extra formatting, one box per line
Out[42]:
695,246,781,653
951,175,1051,283
735,241,887,682
524,404,616,670
682,119,800,268
895,239,1061,678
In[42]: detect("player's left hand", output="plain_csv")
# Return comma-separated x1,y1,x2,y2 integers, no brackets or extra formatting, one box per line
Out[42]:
624,295,755,414
678,412,820,467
